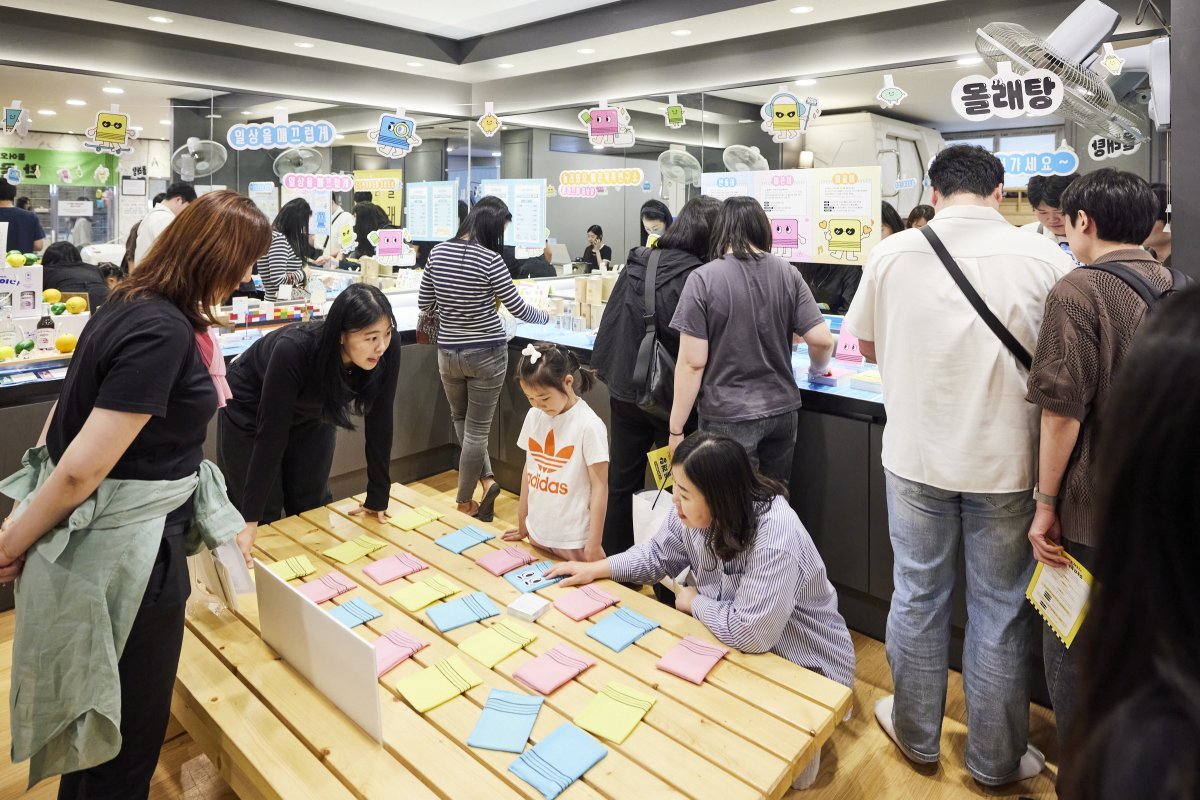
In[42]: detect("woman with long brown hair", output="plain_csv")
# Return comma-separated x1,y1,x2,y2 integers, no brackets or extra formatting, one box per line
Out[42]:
0,191,271,798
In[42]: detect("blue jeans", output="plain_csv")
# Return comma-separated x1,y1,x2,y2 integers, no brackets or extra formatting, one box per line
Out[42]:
884,470,1036,784
1043,539,1096,762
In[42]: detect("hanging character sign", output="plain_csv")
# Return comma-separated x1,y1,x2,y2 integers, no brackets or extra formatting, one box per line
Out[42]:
477,101,502,138
994,141,1079,177
578,102,635,148
1087,134,1141,161
82,104,138,155
227,115,336,151
2,100,31,137
876,74,908,109
1099,43,1124,76
759,90,820,142
663,94,685,130
952,60,1063,121
368,108,422,158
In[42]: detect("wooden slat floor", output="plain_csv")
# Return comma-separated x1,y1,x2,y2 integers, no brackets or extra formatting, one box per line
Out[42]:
0,472,1059,799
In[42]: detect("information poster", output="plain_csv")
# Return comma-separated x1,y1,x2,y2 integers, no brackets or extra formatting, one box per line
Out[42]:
354,169,404,225
404,179,459,241
700,166,880,265
248,181,279,220
281,184,331,236
479,178,547,249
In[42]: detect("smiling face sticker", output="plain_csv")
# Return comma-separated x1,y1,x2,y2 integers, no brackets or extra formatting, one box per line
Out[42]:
95,111,129,144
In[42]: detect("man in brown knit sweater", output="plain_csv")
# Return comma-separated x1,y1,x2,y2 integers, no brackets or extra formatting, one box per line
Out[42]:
1025,168,1179,761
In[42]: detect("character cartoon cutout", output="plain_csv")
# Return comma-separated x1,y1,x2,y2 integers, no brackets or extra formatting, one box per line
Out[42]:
876,74,908,109
664,104,685,129
820,219,872,261
83,109,137,155
771,218,806,258
369,112,423,158
2,105,30,137
579,106,636,148
477,112,501,138
760,92,820,142
4,166,20,185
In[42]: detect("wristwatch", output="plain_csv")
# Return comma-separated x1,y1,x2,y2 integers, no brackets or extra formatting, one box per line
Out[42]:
1033,486,1058,508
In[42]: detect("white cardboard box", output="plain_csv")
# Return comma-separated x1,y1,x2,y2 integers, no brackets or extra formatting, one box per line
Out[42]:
0,266,43,315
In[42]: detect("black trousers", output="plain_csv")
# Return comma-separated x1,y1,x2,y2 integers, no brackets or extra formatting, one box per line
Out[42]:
217,414,336,523
57,528,189,800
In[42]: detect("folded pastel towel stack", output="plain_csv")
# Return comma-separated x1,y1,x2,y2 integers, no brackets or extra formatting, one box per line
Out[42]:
268,555,315,581
573,682,657,744
513,645,596,695
655,635,729,684
435,525,495,554
328,597,383,629
586,608,660,652
395,655,482,713
458,620,538,668
508,723,607,800
298,572,356,604
553,585,619,621
467,689,544,753
426,592,500,632
504,561,563,594
363,552,428,585
476,546,538,576
390,506,444,531
323,534,388,565
375,628,429,676
391,576,461,611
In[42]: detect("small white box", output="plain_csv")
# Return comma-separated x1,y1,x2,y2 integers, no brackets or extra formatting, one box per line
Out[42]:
507,594,551,622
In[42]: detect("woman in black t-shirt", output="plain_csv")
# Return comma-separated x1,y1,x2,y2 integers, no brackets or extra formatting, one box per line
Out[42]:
581,224,612,273
0,191,271,799
218,283,401,533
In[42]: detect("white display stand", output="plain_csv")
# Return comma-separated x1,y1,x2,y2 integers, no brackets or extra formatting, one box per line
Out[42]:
254,560,384,743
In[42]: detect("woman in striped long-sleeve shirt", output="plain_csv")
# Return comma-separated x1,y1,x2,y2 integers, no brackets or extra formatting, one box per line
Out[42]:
419,196,549,521
548,430,855,790
256,199,331,302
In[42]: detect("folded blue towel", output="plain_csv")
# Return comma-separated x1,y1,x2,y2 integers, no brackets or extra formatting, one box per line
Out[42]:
328,597,383,629
504,561,564,594
586,608,660,652
426,592,500,632
467,689,544,753
435,525,495,554
509,722,607,800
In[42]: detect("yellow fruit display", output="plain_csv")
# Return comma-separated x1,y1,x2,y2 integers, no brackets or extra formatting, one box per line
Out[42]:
65,296,87,314
0,345,14,361
42,288,62,304
54,333,78,353
5,252,24,268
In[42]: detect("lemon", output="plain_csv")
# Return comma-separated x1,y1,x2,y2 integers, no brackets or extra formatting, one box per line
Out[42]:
65,296,87,314
5,252,24,268
0,345,14,361
42,288,62,304
54,333,78,353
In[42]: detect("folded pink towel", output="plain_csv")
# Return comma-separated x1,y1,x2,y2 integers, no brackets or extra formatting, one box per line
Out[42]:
513,645,596,695
195,329,232,408
298,572,356,604
476,546,538,577
363,553,428,585
553,586,619,621
655,635,729,684
375,628,429,676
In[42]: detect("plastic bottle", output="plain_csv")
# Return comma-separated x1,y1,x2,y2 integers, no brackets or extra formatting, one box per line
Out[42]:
0,310,16,348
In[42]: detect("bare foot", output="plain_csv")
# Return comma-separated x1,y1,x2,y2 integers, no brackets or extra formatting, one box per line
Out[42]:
458,500,480,517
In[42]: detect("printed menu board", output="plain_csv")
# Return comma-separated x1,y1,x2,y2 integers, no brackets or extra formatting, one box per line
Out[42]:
701,166,881,265
404,179,459,242
479,179,547,249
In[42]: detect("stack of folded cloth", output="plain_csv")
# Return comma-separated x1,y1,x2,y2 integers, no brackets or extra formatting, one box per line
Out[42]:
573,682,657,744
374,627,429,676
323,534,389,565
395,655,482,713
328,597,383,628
426,592,500,632
389,506,444,531
435,525,495,554
513,645,596,695
476,546,538,576
299,572,356,604
467,689,544,753
363,552,428,585
508,723,607,800
586,608,660,652
458,620,538,668
655,635,729,684
504,561,563,594
391,575,461,611
553,586,619,621
268,555,315,581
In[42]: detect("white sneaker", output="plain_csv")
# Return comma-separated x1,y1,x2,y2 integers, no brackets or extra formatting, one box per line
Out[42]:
874,695,939,765
974,744,1046,786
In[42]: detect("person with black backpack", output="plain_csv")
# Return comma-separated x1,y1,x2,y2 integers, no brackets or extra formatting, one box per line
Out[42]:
1025,168,1191,766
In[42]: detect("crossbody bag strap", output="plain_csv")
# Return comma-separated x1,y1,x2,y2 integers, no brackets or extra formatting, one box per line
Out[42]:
1081,262,1162,307
643,249,662,334
920,225,1033,370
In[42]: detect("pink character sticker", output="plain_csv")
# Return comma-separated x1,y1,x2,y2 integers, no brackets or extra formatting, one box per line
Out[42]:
376,229,406,258
772,218,800,249
589,108,618,136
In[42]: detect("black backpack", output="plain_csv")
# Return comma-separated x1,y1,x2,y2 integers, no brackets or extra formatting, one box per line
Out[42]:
1083,262,1193,311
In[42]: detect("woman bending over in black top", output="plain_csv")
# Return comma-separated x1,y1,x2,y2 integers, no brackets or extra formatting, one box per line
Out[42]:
219,283,401,536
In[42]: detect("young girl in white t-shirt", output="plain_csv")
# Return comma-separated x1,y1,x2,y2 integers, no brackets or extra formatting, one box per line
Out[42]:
503,342,609,561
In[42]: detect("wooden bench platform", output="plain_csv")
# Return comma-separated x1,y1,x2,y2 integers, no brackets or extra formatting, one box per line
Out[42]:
176,483,853,799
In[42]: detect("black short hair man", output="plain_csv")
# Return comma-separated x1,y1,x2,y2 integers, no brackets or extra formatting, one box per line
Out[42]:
1023,174,1079,243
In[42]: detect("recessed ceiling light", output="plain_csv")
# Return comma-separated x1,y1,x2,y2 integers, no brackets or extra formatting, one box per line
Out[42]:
491,151,501,157
670,29,692,37
148,15,173,23
37,109,56,116
241,110,254,115
407,61,424,67
789,5,815,13
131,126,144,131
446,146,455,153
68,130,75,134
335,134,346,140
66,99,86,106
577,48,595,54
160,119,172,125
102,86,124,95
738,118,753,123
957,56,983,66
204,113,222,119
795,78,818,86
593,144,604,150
497,63,515,69
294,42,314,48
